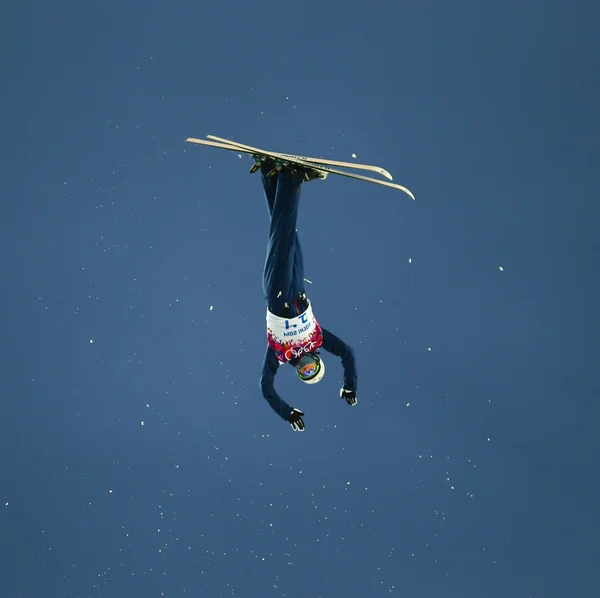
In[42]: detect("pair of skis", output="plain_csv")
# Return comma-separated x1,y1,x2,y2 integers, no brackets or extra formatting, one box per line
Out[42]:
186,134,415,200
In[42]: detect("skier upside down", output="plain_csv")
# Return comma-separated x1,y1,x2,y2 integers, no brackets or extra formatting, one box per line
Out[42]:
259,159,358,432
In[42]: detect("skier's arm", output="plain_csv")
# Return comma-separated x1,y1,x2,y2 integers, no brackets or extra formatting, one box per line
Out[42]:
321,327,358,391
260,347,295,420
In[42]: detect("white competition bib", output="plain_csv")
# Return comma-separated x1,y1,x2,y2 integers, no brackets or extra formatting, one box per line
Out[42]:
266,300,323,363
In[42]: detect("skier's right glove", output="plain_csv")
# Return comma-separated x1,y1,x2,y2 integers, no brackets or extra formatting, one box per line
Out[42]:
287,408,305,432
340,388,358,406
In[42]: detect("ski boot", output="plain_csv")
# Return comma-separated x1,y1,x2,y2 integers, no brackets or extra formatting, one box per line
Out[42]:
249,155,282,177
249,154,327,181
299,166,328,182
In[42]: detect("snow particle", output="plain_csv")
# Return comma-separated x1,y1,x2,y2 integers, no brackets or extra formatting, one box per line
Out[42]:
499,266,504,271
209,305,213,311
352,153,357,158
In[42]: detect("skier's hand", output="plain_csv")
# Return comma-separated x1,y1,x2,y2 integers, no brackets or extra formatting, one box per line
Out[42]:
287,408,305,432
340,388,358,406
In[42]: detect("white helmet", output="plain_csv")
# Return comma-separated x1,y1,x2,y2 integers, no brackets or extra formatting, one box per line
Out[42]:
295,352,325,384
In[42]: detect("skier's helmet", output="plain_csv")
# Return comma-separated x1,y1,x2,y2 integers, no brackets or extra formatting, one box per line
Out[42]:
296,352,325,385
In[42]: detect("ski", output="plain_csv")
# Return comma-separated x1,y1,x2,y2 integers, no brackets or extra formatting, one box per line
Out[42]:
207,134,393,180
186,136,415,199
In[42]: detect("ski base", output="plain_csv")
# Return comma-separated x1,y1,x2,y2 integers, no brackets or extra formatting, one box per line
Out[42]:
186,136,415,200
207,135,393,180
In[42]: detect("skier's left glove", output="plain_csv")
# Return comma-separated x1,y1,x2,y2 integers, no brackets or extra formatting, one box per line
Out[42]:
287,408,305,432
340,388,358,406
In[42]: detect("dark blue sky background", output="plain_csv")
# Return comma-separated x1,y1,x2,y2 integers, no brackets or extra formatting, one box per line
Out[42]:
2,1,599,597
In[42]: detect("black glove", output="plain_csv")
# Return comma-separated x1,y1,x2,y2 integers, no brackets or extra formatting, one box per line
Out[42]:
340,388,358,406
287,408,305,432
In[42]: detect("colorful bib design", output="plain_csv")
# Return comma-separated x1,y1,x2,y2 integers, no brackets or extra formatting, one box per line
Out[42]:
266,301,323,363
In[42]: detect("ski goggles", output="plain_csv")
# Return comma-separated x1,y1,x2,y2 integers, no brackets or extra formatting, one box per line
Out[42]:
296,354,321,380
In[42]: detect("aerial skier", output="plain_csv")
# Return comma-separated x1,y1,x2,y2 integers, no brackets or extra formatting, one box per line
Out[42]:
258,159,358,432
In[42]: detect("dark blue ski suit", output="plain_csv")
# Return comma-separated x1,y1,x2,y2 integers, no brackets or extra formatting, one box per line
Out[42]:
258,163,358,420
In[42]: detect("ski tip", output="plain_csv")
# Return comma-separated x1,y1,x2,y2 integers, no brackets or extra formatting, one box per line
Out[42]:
397,186,415,200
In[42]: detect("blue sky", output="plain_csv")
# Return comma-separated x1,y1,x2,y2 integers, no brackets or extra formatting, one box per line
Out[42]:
2,1,600,597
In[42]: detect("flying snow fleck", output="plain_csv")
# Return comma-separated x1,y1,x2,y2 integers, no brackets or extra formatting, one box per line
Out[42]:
352,153,357,158
499,266,504,271
89,339,94,344
210,305,214,311
409,258,412,264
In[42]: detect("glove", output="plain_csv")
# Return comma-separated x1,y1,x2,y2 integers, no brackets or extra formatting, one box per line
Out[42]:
340,388,358,406
287,408,305,432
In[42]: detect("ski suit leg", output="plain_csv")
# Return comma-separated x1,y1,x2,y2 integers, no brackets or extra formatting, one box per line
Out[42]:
261,162,278,217
261,165,305,291
262,169,306,316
